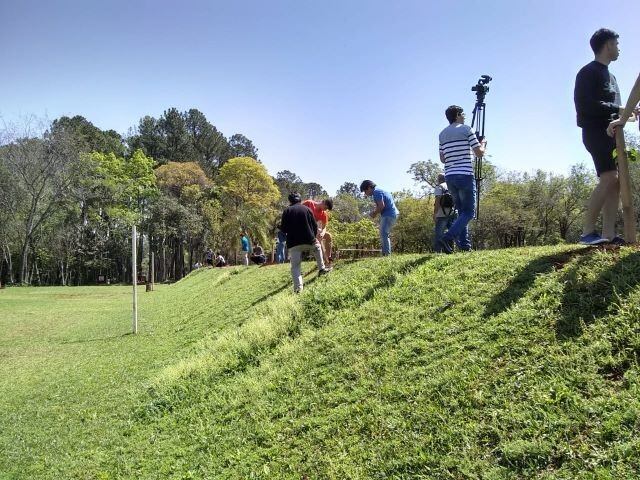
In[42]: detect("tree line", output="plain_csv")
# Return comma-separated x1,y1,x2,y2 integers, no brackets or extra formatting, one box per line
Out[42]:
0,110,638,286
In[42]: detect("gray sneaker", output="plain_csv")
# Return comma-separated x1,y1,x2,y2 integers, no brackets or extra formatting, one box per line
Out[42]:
318,267,332,276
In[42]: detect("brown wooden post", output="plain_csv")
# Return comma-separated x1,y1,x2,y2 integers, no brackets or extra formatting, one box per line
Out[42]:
616,128,636,243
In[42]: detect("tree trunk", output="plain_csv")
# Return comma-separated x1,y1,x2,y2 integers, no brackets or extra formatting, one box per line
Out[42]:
137,232,144,272
160,237,167,282
19,239,30,285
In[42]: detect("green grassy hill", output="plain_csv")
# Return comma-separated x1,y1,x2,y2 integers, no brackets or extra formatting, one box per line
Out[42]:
1,246,640,479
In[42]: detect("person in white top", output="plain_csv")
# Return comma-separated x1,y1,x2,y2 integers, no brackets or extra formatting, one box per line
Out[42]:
433,173,456,252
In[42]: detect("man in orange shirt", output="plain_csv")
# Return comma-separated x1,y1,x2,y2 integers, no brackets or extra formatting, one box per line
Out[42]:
302,198,334,265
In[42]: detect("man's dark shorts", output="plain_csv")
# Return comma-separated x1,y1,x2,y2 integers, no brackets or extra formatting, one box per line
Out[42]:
582,127,616,176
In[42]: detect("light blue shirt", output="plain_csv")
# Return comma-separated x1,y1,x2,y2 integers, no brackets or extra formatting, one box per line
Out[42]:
373,188,399,218
241,236,250,252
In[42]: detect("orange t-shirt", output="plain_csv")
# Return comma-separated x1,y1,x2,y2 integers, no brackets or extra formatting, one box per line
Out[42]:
302,200,328,225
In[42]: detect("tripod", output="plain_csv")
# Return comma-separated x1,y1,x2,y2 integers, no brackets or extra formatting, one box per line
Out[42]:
470,75,491,219
470,98,485,219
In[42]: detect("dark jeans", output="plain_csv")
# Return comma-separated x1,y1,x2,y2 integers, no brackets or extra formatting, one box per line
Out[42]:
434,215,455,252
443,174,476,251
276,242,287,263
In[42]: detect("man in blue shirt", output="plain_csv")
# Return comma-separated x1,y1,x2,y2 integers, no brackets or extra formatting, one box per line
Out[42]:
275,228,287,263
239,232,250,266
360,180,399,256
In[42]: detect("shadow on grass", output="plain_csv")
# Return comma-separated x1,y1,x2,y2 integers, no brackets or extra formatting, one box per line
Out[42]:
61,332,132,344
300,255,432,328
556,250,640,340
484,247,591,318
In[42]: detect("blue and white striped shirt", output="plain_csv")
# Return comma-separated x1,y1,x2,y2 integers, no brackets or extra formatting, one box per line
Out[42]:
438,123,480,176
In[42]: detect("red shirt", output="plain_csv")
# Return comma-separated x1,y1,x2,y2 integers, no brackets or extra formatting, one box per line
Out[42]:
302,200,328,225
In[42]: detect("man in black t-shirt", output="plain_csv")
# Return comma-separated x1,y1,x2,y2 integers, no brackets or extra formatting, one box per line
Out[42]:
574,28,625,245
280,193,331,293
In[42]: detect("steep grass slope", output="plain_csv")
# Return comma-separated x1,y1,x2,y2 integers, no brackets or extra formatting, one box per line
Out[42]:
2,246,640,479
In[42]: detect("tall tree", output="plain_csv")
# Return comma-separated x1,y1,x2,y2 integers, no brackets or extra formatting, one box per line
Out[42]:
227,133,258,160
50,115,125,156
184,109,229,175
303,182,327,199
159,108,193,162
337,182,361,198
129,115,166,162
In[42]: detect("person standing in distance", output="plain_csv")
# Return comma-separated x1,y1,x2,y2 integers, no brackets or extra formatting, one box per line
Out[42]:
438,106,486,254
433,173,456,252
359,180,399,256
275,227,287,263
574,28,629,245
280,193,331,293
239,232,250,266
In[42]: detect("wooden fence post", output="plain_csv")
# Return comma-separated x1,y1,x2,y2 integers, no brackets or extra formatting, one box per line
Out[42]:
616,128,636,243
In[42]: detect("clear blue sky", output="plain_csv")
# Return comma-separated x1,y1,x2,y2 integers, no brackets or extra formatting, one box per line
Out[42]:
1,0,639,195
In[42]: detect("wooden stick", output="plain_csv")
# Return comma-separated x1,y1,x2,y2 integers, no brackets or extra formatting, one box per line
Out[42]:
616,128,636,243
132,225,138,334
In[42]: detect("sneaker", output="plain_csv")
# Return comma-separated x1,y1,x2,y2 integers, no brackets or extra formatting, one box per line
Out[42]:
439,237,454,254
609,235,626,246
318,267,332,276
579,232,609,245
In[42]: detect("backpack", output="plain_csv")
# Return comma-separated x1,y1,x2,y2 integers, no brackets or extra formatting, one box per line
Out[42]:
438,184,455,216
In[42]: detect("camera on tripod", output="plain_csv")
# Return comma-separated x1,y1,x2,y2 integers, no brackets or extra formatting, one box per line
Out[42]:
470,74,492,219
471,75,492,100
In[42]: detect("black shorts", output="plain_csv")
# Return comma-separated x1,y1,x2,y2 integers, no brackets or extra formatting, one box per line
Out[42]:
582,127,616,176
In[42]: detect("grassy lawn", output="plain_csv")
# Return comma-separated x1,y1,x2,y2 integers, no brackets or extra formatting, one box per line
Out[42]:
1,247,640,479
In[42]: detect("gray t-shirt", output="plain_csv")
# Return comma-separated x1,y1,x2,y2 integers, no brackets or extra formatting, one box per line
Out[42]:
434,182,449,218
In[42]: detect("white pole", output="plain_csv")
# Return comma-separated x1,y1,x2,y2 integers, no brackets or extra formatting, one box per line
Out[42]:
132,225,138,334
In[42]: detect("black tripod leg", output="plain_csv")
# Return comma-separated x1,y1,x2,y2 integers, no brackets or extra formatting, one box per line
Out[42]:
475,177,481,219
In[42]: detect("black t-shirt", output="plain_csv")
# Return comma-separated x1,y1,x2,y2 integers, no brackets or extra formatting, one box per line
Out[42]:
574,61,621,129
280,203,318,248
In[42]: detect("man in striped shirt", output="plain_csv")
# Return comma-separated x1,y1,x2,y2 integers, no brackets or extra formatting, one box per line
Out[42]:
437,105,486,253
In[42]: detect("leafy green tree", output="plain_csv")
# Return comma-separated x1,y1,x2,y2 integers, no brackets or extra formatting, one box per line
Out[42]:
227,133,258,161
0,123,81,283
151,161,216,279
50,115,125,156
558,164,594,240
303,182,327,199
393,196,433,252
522,170,565,243
332,193,369,223
331,218,379,254
407,159,442,193
337,182,361,198
155,161,212,197
218,157,280,252
274,170,304,204
65,149,159,283
473,181,531,249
